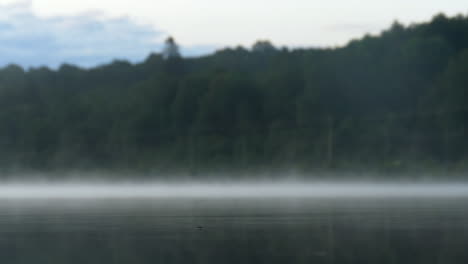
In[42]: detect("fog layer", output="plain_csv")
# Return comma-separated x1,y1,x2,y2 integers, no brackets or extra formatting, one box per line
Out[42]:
0,182,467,199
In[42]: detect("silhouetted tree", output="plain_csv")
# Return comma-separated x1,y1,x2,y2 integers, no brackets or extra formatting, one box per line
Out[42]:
162,36,181,60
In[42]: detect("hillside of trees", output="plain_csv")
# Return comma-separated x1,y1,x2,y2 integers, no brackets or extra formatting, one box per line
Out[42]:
1,13,468,176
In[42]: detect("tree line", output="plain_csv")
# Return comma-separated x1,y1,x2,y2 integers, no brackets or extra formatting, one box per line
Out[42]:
1,13,468,176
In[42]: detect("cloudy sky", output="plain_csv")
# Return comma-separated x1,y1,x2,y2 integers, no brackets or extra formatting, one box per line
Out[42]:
0,0,467,68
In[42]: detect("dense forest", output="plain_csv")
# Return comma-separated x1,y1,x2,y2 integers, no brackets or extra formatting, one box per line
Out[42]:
1,13,468,176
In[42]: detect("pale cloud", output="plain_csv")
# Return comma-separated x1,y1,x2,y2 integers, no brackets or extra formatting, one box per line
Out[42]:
0,1,214,68
0,0,467,67
21,0,468,47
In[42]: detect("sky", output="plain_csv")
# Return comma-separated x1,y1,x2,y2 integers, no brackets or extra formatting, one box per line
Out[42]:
0,0,467,68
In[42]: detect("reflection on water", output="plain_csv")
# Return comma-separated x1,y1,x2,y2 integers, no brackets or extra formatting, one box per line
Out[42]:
0,197,467,264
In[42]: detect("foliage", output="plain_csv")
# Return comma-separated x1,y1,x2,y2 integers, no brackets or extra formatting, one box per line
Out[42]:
1,14,468,175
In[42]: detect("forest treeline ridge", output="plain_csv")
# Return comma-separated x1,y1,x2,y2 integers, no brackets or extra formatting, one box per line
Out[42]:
0,13,468,176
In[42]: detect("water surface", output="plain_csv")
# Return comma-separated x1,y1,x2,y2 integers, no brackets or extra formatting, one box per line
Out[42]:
0,184,467,264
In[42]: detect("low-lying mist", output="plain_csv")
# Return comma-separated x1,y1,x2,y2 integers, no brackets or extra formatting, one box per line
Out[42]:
0,181,467,199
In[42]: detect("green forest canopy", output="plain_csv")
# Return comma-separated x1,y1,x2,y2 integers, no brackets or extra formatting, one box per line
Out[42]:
1,13,468,175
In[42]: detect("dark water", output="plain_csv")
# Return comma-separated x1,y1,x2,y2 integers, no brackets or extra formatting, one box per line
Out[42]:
0,198,467,264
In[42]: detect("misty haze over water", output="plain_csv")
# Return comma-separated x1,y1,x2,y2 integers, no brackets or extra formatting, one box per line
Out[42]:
0,181,467,199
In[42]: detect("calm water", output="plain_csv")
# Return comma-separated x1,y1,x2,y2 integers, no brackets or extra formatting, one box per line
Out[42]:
0,195,467,263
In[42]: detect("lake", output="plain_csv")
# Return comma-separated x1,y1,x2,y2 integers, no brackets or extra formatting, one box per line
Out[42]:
0,184,467,264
